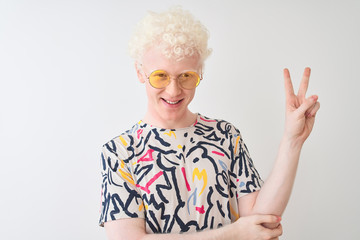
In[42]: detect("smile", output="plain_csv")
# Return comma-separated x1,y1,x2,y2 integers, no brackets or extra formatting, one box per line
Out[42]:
163,98,182,105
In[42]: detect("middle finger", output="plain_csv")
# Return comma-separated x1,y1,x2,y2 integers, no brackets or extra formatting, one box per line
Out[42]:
297,67,311,99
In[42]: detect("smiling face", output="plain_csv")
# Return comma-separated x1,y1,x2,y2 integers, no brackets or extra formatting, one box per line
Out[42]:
136,46,203,129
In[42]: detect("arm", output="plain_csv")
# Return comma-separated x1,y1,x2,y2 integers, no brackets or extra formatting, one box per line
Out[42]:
104,215,282,240
238,68,320,219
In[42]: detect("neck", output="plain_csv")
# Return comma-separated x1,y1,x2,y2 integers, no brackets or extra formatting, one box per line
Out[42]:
142,110,197,129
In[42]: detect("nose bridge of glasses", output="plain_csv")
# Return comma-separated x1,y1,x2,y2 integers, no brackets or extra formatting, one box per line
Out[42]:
161,71,178,81
169,73,183,87
160,72,183,86
164,75,183,95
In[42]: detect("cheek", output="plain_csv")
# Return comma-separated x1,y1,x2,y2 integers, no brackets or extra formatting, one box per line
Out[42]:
145,83,162,99
186,90,196,101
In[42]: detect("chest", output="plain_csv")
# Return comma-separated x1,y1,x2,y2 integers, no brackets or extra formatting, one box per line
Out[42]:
127,129,235,201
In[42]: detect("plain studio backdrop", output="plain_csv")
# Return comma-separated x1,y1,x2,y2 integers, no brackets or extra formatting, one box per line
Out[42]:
1,0,359,239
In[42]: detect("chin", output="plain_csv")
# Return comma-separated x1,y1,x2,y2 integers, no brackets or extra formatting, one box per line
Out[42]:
162,108,187,120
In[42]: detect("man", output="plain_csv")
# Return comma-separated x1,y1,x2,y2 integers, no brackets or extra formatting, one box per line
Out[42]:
99,7,320,240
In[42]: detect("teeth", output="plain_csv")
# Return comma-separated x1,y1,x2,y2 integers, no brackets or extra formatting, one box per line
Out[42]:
165,99,180,105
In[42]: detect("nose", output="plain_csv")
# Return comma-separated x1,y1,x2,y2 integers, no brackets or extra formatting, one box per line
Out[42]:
164,77,182,97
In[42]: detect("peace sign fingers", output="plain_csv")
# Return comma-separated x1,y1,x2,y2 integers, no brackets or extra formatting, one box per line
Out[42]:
282,67,320,142
283,68,295,102
297,67,311,100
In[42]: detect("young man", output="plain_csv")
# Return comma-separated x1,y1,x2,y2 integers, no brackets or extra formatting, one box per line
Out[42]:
99,7,320,240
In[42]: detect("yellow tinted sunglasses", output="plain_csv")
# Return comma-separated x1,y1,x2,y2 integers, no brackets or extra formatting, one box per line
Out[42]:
143,69,202,90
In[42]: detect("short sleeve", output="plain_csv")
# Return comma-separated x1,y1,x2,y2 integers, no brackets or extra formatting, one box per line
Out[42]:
99,141,145,227
231,130,263,199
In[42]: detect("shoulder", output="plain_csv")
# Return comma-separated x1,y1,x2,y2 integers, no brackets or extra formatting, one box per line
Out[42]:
101,122,141,159
197,113,241,137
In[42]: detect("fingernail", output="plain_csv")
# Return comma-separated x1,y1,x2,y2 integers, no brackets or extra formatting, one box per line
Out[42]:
312,95,318,101
277,216,282,222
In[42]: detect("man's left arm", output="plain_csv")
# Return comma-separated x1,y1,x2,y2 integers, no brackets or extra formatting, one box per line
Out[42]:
237,68,320,221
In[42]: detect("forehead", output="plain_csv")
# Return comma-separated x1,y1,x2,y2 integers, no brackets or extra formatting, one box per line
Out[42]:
141,46,202,72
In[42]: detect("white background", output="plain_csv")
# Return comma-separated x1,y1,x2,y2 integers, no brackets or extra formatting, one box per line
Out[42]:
1,0,359,239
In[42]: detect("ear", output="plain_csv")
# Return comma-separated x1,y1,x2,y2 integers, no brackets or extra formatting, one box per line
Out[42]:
198,64,204,82
135,62,145,84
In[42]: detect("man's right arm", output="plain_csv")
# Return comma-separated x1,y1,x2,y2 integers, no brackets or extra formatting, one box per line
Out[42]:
104,214,282,240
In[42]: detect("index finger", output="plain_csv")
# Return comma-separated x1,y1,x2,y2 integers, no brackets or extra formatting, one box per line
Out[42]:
284,68,294,101
297,67,311,99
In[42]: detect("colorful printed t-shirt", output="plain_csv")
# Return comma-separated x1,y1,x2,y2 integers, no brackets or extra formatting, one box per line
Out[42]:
99,114,263,233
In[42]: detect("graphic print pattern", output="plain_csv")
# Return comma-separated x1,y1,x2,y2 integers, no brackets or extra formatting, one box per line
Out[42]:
99,114,263,233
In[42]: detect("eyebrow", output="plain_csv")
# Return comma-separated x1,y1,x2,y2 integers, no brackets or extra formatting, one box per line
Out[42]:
149,69,201,75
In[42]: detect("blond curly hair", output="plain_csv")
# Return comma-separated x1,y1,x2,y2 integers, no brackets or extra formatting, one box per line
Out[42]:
128,6,212,63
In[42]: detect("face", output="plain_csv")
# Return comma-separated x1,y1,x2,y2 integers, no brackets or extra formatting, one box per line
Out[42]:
136,46,203,128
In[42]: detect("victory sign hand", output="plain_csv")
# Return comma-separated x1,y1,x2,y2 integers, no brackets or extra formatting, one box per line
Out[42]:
284,67,320,144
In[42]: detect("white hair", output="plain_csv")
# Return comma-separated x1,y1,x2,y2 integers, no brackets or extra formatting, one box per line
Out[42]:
128,6,212,63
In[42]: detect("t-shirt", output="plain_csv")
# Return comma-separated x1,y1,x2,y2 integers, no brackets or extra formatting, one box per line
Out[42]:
99,113,263,233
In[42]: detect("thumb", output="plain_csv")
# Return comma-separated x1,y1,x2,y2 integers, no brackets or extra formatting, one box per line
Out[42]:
254,215,281,225
296,95,318,116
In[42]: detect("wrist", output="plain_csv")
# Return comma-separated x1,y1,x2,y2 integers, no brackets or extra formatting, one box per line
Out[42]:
213,224,234,240
281,134,304,151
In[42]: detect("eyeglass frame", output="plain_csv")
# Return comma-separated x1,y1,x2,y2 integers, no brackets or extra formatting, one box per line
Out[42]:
140,64,203,90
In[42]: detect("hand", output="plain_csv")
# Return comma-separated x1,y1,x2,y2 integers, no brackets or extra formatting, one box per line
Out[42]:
231,215,283,240
283,67,320,144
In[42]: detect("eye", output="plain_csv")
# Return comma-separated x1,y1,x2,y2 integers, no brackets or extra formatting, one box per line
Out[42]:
152,71,168,79
158,73,166,78
181,73,191,78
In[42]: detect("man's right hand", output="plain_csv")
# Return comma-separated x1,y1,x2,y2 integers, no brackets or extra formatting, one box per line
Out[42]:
230,215,283,240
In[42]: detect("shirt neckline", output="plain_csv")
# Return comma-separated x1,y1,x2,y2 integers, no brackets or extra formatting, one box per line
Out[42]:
138,113,201,131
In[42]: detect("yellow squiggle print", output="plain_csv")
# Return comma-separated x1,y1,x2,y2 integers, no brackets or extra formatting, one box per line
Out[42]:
164,131,176,138
118,169,135,186
234,136,240,154
229,200,240,220
192,168,207,196
138,202,144,211
119,136,128,146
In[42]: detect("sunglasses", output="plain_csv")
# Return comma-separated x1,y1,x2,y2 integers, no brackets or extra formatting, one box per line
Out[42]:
142,68,202,90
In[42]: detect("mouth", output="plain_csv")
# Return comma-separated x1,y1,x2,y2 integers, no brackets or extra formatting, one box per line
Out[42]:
162,98,183,105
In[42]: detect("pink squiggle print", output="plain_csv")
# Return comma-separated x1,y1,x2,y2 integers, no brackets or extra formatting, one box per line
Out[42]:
212,151,224,156
137,129,143,139
195,205,205,214
136,171,164,194
181,167,191,191
200,117,217,122
137,149,155,163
